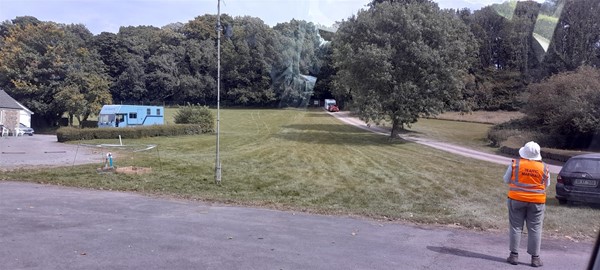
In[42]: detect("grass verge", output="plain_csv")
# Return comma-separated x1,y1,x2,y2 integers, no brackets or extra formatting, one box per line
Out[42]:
405,118,496,154
433,110,525,125
3,108,598,240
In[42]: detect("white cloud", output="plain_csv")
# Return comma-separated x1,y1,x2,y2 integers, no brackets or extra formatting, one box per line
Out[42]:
463,0,544,6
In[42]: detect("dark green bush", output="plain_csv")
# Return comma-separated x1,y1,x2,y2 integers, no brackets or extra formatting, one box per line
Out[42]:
488,67,600,151
522,66,600,149
58,118,69,127
487,116,596,151
56,124,213,142
80,120,97,129
174,105,214,127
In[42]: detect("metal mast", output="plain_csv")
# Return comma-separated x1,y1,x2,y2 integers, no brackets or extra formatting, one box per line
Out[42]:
215,0,222,185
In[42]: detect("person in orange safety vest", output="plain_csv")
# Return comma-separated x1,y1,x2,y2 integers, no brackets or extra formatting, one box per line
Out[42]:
503,141,550,268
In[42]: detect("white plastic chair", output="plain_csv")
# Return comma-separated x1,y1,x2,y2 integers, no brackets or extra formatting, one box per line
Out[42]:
0,126,8,137
13,127,24,136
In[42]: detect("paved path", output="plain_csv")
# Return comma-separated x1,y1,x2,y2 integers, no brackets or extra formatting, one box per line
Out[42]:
0,181,594,270
0,135,101,171
329,112,563,174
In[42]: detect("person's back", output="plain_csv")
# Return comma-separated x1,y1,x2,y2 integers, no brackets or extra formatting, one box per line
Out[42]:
503,141,550,267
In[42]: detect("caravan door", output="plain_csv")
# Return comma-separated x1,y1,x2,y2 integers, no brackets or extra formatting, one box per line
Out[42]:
115,114,126,127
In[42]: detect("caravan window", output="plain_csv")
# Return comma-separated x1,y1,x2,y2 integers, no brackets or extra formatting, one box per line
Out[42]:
129,112,137,119
99,114,115,123
147,108,151,115
157,109,161,115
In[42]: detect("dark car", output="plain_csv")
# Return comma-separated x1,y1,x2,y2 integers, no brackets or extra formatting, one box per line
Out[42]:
556,153,600,205
19,123,34,136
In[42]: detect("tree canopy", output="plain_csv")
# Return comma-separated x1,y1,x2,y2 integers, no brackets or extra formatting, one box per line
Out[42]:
333,1,477,138
0,20,111,126
0,15,323,126
0,0,598,146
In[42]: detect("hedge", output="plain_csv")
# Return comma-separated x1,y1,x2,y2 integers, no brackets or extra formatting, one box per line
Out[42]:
56,124,213,142
499,145,593,163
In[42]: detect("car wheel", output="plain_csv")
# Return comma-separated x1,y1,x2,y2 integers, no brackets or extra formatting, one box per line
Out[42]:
557,198,568,205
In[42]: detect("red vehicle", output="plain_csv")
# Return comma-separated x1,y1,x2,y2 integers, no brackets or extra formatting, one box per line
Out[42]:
327,105,339,112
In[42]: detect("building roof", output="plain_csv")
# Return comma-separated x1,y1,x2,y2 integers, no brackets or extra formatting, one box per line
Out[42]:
0,90,33,114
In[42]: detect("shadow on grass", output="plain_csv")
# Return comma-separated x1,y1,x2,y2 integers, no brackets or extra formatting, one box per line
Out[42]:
546,197,600,209
427,246,508,264
274,129,410,146
284,123,423,136
397,129,424,136
283,124,366,133
304,112,331,117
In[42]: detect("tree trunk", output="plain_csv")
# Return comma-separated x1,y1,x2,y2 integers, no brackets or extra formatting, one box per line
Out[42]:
390,118,403,139
68,114,73,127
76,115,82,128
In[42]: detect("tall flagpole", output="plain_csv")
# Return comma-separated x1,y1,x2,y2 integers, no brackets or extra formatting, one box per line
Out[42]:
215,0,222,185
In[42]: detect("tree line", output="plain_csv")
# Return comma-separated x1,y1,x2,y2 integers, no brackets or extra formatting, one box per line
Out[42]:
0,15,323,126
330,0,599,142
0,0,598,148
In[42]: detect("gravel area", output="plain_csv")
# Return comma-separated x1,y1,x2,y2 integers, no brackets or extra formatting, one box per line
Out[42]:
0,134,102,171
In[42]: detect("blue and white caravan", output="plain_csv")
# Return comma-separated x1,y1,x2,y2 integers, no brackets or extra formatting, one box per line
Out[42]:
98,105,164,128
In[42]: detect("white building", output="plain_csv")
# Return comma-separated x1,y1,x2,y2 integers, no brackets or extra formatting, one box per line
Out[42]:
0,89,34,134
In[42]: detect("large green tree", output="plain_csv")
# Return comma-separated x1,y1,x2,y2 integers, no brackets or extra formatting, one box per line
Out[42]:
333,0,477,138
543,0,600,74
459,1,551,110
144,29,186,103
0,19,111,126
57,24,112,125
271,20,322,107
221,16,277,105
177,38,217,105
313,42,336,102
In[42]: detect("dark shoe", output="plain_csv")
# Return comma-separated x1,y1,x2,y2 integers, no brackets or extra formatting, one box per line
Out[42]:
531,256,543,267
507,253,518,265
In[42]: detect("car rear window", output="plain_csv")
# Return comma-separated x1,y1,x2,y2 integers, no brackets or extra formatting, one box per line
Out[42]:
563,158,600,174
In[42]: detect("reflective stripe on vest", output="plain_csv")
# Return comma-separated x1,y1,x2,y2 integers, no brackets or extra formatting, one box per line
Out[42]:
508,159,548,203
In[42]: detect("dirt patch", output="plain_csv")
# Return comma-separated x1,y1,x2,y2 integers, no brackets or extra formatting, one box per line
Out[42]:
96,166,152,174
116,166,152,174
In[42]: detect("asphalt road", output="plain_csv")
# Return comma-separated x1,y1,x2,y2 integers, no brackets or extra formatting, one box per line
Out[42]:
0,181,594,270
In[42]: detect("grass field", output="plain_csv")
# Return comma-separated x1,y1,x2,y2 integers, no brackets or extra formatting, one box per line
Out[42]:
433,110,525,125
406,118,496,154
5,108,599,240
351,110,521,154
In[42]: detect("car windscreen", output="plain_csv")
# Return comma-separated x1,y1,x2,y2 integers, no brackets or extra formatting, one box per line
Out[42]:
563,158,600,174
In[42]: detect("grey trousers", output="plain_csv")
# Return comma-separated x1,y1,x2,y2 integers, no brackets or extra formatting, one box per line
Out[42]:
508,198,545,256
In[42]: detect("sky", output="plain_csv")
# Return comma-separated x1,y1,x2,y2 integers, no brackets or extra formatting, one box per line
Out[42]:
0,0,544,35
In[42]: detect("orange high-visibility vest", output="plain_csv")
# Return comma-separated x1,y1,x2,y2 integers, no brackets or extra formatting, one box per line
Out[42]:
508,159,549,204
